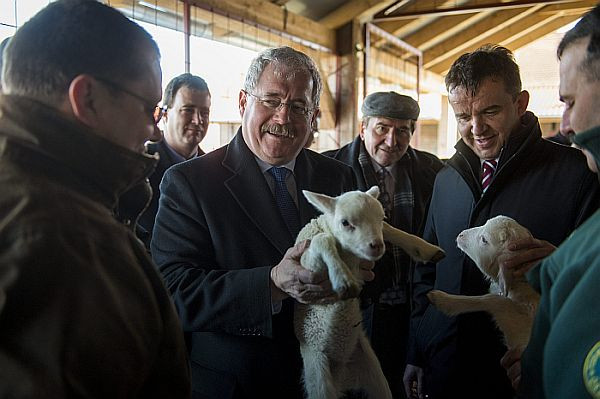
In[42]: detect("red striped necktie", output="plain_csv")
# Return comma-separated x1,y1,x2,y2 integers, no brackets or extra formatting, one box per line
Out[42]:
481,160,497,193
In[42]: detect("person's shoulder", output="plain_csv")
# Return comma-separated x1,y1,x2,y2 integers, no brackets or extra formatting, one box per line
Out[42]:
305,148,353,172
536,138,592,173
321,141,352,158
169,145,226,174
411,147,445,168
321,137,360,161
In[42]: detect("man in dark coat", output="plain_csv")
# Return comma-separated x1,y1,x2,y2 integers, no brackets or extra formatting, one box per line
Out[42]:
134,73,211,245
0,1,190,396
151,46,360,399
323,91,443,398
403,45,600,399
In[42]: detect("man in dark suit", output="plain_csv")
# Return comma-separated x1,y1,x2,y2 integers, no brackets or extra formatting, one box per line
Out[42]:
137,73,211,243
151,46,361,398
323,91,443,398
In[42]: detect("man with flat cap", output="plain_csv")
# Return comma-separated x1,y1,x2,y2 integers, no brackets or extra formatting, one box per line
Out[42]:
323,91,444,398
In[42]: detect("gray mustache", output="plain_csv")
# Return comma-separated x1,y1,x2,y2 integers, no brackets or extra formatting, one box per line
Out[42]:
261,123,295,138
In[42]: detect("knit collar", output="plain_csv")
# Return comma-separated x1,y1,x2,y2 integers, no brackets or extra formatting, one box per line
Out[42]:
0,94,158,210
572,124,600,174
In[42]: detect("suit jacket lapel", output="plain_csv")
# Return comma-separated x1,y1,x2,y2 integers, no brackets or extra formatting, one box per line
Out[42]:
294,150,319,227
223,129,295,254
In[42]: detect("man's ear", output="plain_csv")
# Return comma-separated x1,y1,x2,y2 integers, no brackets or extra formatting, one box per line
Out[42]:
516,90,530,116
310,108,320,132
239,90,247,118
68,74,101,128
359,119,367,141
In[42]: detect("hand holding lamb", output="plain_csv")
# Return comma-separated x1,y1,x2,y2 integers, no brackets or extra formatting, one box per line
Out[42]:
427,215,541,349
294,186,444,399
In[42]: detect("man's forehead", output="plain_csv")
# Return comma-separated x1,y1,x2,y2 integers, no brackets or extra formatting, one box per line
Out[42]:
369,116,411,127
175,86,211,101
259,63,312,92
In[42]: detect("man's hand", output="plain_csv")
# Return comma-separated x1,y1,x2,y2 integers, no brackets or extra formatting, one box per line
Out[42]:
501,345,525,391
403,364,424,399
499,237,555,277
270,240,336,304
359,259,375,282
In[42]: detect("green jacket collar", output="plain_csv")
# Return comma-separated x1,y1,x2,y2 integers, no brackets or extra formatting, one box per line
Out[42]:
572,124,600,171
0,94,157,210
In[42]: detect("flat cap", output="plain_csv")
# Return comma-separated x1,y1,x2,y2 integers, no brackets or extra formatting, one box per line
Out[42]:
361,91,420,120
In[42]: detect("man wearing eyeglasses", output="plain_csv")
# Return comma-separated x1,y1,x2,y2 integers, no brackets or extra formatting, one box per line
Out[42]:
323,91,444,398
151,46,360,398
0,1,189,397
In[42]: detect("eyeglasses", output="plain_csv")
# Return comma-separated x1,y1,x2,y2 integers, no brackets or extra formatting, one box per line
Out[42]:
93,76,167,124
243,90,314,117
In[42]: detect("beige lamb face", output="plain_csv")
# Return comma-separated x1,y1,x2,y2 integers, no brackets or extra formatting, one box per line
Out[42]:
456,215,532,280
304,186,386,261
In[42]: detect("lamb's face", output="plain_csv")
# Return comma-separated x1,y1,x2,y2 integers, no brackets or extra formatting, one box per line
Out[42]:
456,215,531,280
331,192,386,261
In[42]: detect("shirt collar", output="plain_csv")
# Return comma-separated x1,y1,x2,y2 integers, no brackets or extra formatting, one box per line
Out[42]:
255,156,297,175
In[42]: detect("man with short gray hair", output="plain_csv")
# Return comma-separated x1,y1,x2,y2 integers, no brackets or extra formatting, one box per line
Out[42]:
324,91,443,398
152,46,360,398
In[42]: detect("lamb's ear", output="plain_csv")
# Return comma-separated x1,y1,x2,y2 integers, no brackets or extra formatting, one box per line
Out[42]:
366,185,380,199
303,190,336,214
498,229,508,244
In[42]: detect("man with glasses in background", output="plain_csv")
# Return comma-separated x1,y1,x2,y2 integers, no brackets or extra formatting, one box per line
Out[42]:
0,0,189,397
151,46,362,398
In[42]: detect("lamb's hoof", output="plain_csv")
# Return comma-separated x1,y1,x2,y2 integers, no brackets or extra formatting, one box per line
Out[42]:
427,290,455,316
427,290,443,304
429,249,446,263
336,281,362,300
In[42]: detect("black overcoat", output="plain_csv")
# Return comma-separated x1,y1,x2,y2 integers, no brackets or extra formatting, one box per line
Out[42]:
151,128,355,399
408,112,600,399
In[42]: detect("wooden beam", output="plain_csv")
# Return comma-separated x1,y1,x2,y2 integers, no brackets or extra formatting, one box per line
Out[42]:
376,0,471,37
400,12,488,49
110,0,336,51
502,13,585,49
319,0,397,29
423,6,539,69
376,0,583,20
426,0,596,74
376,18,420,37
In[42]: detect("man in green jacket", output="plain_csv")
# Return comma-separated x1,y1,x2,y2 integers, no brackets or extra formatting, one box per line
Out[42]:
0,1,190,396
508,5,600,398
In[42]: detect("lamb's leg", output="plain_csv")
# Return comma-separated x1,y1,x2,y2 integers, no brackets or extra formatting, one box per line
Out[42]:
427,290,516,316
301,346,339,399
382,222,445,263
302,233,361,298
427,290,534,348
343,332,392,399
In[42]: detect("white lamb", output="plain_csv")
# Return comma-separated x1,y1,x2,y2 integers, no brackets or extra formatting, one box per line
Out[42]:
427,215,540,349
294,186,445,399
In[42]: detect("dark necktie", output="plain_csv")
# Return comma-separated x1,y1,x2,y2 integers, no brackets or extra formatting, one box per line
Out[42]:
268,167,301,237
376,168,392,218
481,160,498,193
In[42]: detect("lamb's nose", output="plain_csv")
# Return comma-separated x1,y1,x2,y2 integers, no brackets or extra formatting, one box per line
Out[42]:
369,240,384,251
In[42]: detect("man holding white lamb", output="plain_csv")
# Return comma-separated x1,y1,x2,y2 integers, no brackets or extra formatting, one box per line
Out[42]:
404,45,600,399
323,91,443,398
151,46,374,399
